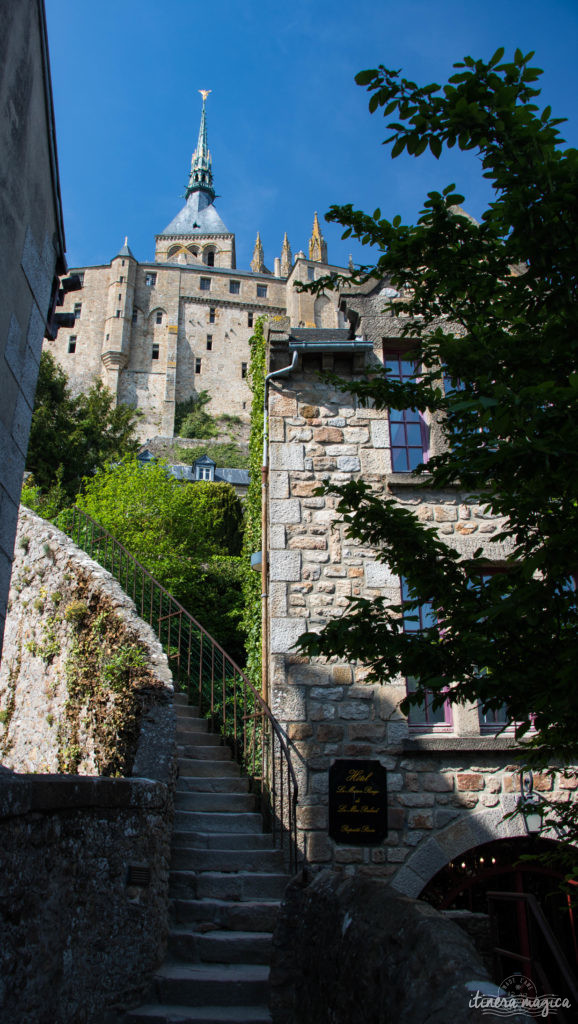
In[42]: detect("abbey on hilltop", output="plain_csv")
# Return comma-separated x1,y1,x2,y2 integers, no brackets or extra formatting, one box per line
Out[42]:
46,92,349,438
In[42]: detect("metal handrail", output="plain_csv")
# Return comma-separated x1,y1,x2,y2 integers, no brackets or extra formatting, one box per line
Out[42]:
59,506,299,872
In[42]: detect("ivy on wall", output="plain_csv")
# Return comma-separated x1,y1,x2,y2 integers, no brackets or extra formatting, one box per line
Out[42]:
241,318,266,691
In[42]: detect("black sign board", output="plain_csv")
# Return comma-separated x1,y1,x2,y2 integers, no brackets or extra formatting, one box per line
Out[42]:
328,759,388,846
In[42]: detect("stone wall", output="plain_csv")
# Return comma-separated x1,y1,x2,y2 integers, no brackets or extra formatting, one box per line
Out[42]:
264,332,577,889
0,0,67,651
270,871,530,1024
0,507,177,1022
0,507,174,775
0,774,172,1024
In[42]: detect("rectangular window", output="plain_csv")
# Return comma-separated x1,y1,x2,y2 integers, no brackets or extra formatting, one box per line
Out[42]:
257,284,267,298
73,302,82,319
121,259,125,267
209,307,216,323
118,293,122,301
76,272,84,287
241,362,247,379
195,358,202,374
115,310,121,318
156,311,163,324
248,311,254,328
229,280,240,295
200,277,211,292
401,577,452,730
206,335,213,351
132,309,138,324
68,336,76,354
145,272,157,286
307,265,315,282
386,353,429,472
471,570,512,732
152,343,159,360
120,275,124,284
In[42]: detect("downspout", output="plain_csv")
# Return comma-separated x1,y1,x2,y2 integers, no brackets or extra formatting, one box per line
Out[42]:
261,349,298,702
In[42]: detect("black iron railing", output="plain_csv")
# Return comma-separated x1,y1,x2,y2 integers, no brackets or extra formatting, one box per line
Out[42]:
60,506,299,872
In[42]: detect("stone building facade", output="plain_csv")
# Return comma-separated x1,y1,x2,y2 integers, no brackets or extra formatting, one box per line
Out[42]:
0,0,68,652
46,93,349,439
263,306,577,909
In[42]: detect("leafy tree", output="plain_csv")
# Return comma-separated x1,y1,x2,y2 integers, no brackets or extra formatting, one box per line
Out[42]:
298,49,578,769
76,459,245,661
26,351,140,503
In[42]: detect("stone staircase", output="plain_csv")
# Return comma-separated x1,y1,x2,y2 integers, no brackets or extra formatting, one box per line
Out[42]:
125,694,290,1024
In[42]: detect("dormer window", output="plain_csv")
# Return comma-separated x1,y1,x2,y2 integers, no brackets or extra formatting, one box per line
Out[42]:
193,456,216,482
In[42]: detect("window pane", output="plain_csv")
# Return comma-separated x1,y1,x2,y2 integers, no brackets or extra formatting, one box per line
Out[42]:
406,424,423,445
392,448,409,472
391,424,407,446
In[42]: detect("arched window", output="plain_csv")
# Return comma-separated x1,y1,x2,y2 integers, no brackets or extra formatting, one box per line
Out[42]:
204,246,217,267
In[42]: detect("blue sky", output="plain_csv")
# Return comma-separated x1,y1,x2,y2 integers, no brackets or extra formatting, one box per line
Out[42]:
46,0,578,272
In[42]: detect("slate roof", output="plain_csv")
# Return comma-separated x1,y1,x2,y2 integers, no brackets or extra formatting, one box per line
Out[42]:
160,190,230,236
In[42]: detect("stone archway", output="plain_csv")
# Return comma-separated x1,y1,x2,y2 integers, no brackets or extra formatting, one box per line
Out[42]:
390,802,526,898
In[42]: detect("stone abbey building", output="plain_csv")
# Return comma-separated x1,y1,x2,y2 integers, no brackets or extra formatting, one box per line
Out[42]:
45,93,349,439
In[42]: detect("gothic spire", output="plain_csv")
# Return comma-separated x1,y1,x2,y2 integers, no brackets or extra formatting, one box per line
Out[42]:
186,90,215,200
280,232,292,276
308,212,327,263
251,232,266,273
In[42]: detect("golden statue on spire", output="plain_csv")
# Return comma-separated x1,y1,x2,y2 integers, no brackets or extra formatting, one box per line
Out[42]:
199,89,212,102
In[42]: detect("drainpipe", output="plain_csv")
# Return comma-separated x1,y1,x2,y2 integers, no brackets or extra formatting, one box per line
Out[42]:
261,349,298,702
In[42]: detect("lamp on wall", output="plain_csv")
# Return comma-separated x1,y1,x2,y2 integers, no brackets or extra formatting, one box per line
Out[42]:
518,769,543,835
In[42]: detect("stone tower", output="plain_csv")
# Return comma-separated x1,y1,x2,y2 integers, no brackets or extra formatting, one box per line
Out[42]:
154,91,236,268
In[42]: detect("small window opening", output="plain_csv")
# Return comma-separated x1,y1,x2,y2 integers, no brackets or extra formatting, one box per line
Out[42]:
257,284,267,298
229,280,240,295
156,311,163,324
152,343,160,360
195,358,202,374
241,362,248,379
73,302,82,319
206,335,213,351
248,311,254,328
68,336,76,354
209,308,216,323
200,278,211,292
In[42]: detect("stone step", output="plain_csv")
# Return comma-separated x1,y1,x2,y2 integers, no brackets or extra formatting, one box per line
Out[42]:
169,928,273,965
173,694,191,706
178,759,240,778
178,745,232,761
172,831,276,851
170,870,289,902
175,705,201,719
174,792,257,814
176,717,210,733
175,776,250,794
174,811,263,835
153,963,270,1007
171,899,281,933
126,1003,271,1023
171,847,285,874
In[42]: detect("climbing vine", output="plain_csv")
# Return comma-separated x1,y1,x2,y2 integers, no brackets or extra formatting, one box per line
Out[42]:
241,317,266,692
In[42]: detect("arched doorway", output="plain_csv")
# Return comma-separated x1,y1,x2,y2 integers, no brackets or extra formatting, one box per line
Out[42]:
420,837,578,1007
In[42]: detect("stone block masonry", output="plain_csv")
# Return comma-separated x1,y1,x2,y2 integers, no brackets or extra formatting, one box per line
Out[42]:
265,352,577,894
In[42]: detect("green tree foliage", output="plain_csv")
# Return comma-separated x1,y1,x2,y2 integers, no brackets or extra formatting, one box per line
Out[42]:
76,459,245,662
26,351,140,504
174,390,218,439
298,50,578,768
241,318,266,691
